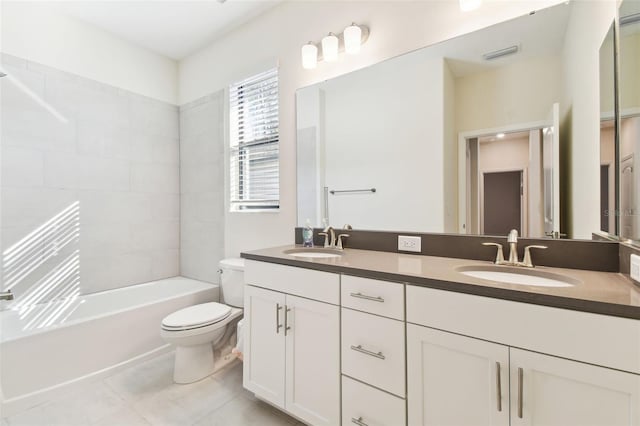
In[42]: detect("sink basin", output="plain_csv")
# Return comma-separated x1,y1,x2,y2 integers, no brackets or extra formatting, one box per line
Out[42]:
456,265,579,288
284,248,344,259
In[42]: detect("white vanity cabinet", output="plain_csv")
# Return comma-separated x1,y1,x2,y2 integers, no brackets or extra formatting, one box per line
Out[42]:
407,325,509,426
243,261,340,426
406,286,640,426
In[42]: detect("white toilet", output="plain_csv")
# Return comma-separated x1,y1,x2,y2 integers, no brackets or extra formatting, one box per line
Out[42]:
161,258,245,384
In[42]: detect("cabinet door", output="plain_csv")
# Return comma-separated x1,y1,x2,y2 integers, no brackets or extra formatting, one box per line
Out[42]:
285,294,340,426
407,324,509,426
243,285,286,409
510,348,640,426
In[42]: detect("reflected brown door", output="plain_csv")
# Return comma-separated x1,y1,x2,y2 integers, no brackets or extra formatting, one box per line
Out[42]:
483,171,522,235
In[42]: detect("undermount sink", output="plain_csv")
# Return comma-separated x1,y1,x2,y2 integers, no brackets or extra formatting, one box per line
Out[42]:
456,265,579,288
284,248,345,259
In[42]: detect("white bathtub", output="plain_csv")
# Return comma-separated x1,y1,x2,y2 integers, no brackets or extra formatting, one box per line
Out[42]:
0,277,218,416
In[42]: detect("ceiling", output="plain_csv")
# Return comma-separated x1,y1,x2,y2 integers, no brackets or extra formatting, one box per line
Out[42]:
52,0,282,60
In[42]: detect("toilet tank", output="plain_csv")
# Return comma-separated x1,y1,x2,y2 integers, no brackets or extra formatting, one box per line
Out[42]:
219,258,245,308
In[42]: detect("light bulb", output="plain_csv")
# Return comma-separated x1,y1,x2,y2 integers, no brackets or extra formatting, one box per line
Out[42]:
343,23,362,54
322,33,339,62
301,43,318,69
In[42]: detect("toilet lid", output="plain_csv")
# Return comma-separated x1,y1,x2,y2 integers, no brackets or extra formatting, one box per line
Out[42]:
162,302,231,330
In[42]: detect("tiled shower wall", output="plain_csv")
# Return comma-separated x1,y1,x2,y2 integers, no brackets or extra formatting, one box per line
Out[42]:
179,92,225,284
0,54,180,303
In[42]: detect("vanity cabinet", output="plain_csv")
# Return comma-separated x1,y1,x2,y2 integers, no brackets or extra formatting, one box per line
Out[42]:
407,325,509,426
407,325,640,426
406,285,640,426
243,261,340,426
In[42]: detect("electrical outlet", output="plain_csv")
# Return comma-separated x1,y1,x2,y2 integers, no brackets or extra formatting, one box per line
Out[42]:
398,235,421,253
631,254,640,282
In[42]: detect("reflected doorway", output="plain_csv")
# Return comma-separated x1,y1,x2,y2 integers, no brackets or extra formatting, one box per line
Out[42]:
482,170,524,235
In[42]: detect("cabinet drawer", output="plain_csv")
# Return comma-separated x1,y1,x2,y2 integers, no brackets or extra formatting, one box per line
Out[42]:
245,260,339,304
342,376,406,426
342,308,406,397
341,275,404,320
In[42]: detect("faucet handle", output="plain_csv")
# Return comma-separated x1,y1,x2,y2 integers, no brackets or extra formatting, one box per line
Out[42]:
482,242,505,264
337,234,350,250
318,232,330,248
507,229,519,243
522,245,547,268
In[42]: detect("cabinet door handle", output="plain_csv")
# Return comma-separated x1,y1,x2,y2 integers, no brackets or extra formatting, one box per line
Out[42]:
495,362,502,412
284,306,291,336
517,367,524,419
351,417,369,426
350,292,384,303
350,344,385,360
275,304,283,334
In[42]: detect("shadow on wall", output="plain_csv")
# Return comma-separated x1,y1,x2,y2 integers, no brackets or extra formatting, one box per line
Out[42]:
2,201,83,330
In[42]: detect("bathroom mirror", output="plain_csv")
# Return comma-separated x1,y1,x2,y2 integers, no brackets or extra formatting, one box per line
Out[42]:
618,0,640,243
296,1,610,239
600,22,616,236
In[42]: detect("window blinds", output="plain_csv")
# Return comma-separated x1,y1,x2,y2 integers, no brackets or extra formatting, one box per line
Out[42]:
229,68,280,210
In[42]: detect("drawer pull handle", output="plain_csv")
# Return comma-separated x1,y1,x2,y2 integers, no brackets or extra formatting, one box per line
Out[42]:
350,292,384,303
276,304,283,334
351,417,369,426
350,344,385,360
517,367,524,419
284,306,291,336
495,361,502,412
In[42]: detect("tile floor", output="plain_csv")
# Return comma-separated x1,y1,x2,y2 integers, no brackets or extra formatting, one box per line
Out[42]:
3,352,301,426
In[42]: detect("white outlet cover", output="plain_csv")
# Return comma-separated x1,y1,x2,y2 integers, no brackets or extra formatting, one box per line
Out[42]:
630,254,640,282
398,235,422,253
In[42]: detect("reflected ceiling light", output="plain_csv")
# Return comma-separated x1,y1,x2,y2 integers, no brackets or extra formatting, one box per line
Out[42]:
496,133,505,139
460,0,482,12
483,45,519,60
301,43,318,69
344,23,362,54
322,33,339,62
301,24,370,70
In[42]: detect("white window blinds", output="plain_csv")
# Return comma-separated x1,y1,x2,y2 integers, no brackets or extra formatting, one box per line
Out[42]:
229,68,280,211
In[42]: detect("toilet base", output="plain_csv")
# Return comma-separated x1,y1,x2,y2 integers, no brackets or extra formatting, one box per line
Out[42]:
173,344,215,384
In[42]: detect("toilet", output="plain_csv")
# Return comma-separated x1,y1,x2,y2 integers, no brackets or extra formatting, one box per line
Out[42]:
161,258,245,384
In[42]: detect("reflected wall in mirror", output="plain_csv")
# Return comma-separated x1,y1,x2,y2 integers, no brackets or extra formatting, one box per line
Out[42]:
297,1,615,239
619,0,640,242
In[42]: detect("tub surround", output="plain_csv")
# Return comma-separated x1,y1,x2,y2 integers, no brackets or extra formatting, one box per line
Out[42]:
242,245,640,320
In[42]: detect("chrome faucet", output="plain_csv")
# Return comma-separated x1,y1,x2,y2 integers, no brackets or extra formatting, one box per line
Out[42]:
507,229,519,265
483,229,547,267
0,290,14,301
318,226,336,248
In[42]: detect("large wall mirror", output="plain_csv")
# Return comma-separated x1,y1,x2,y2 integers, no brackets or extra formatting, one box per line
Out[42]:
296,1,616,239
600,0,640,243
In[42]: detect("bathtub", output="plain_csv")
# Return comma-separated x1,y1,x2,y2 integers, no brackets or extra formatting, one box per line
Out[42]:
0,277,218,416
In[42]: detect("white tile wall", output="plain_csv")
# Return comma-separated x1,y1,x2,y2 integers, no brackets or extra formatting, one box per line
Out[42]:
179,91,225,285
1,53,180,300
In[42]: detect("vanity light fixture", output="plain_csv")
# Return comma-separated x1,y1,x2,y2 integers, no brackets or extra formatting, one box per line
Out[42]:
482,45,519,61
301,43,318,69
300,23,370,70
322,33,339,62
459,0,482,12
344,23,362,54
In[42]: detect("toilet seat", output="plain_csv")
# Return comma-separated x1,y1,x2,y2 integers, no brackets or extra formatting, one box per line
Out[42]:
162,302,232,331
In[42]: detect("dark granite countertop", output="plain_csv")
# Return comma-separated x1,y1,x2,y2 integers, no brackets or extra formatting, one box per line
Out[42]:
242,245,640,320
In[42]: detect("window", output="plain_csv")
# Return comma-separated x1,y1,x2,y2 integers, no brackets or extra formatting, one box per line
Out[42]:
229,68,279,211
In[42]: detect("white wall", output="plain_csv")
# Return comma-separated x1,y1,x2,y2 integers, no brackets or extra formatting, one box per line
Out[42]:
0,2,178,104
320,52,446,232
179,0,565,256
561,0,617,239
